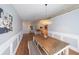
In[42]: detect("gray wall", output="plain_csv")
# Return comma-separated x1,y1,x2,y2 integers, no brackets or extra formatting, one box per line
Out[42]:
48,8,79,35
0,4,22,45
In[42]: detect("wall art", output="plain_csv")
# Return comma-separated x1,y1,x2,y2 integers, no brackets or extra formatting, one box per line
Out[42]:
0,8,13,34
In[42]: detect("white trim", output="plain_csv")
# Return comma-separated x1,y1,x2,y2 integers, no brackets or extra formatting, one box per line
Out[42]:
0,40,10,54
54,45,69,55
33,40,42,55
33,37,69,55
28,41,42,55
13,36,22,55
13,32,23,55
69,46,79,53
78,40,79,50
28,41,30,55
33,42,42,55
48,31,79,53
49,31,79,40
10,43,13,55
0,31,23,55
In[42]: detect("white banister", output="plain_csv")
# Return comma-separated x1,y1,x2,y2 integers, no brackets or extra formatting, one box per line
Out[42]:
0,31,23,55
60,35,64,41
49,31,79,53
10,43,13,55
78,40,79,49
49,31,79,40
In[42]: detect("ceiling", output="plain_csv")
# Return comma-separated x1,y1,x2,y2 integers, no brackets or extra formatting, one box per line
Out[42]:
12,4,79,21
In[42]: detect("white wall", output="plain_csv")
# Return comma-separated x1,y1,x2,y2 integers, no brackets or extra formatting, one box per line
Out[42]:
0,4,22,54
0,4,22,44
22,21,32,34
49,8,79,34
48,8,79,52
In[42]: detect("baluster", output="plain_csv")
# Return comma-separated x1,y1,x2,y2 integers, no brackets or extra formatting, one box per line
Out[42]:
64,46,69,55
10,43,13,55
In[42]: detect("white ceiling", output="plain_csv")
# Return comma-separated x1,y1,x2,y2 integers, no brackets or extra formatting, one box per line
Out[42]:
12,4,79,21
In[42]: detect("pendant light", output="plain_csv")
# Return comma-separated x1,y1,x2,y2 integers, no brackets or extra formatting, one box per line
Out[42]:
40,4,51,25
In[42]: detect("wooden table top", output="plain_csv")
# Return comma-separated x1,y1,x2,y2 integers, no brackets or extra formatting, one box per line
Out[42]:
33,34,69,55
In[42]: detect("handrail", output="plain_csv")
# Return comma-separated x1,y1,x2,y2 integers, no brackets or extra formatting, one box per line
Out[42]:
48,31,79,52
0,31,23,55
49,31,79,40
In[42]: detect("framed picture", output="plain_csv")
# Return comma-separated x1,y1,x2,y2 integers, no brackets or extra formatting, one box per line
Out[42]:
0,8,13,34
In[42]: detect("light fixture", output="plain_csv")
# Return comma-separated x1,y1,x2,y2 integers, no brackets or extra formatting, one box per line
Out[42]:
45,4,47,6
40,19,51,25
40,4,51,25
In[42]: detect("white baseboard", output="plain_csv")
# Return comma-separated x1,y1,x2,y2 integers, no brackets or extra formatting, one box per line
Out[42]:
49,31,79,53
69,46,79,53
0,31,23,55
13,39,22,55
13,32,23,55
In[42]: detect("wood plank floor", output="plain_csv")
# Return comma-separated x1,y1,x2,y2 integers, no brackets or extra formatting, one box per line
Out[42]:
69,49,79,55
16,33,34,55
16,33,79,55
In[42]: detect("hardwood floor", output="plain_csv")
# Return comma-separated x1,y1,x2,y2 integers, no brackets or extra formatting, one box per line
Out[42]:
16,33,34,55
69,49,79,55
16,33,79,55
